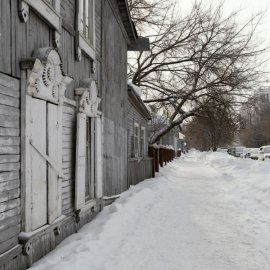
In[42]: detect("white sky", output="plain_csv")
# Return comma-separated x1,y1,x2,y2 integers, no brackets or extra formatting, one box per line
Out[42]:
177,0,270,75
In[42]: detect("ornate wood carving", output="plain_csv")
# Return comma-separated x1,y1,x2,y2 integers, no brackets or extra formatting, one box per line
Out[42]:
27,48,72,104
77,80,101,117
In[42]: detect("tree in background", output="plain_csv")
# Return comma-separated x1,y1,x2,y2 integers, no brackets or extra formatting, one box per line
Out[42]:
239,92,270,147
128,0,267,144
184,98,238,151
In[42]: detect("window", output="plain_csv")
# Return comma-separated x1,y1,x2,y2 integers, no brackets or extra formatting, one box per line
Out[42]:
85,117,96,201
77,0,96,60
22,49,70,232
80,0,95,46
74,83,102,212
133,122,140,157
140,126,146,156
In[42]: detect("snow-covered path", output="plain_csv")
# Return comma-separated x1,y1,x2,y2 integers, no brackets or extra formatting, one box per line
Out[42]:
31,151,270,270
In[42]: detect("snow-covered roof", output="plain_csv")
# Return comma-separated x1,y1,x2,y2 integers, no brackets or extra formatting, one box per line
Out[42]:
127,81,151,120
128,80,142,97
179,132,185,140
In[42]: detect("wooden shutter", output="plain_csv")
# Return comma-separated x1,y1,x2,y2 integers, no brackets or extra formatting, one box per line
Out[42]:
75,112,87,210
95,116,102,198
47,103,61,223
30,98,47,230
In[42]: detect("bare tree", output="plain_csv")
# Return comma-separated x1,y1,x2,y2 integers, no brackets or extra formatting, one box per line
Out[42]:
184,99,238,151
128,0,267,143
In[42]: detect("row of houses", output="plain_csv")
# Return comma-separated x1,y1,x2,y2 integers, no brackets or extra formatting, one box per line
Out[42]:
0,1,184,268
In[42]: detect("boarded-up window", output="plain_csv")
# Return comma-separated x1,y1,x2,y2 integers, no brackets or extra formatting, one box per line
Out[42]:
26,97,62,231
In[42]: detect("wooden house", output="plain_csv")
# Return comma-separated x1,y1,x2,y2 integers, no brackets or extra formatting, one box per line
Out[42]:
0,0,149,268
127,83,152,187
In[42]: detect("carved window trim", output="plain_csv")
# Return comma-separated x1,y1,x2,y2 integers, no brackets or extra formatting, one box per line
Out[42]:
20,48,72,233
74,79,103,213
76,0,96,61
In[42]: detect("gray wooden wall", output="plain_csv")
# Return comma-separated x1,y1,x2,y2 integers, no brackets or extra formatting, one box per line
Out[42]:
127,98,150,158
0,0,136,267
102,0,129,196
0,0,102,264
0,74,21,256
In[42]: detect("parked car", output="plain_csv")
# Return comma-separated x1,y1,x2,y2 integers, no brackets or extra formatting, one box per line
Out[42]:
245,148,259,160
240,148,250,158
227,147,245,157
258,145,270,161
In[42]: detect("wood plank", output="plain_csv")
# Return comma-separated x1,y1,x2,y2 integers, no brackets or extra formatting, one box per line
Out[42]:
47,103,61,224
0,225,20,243
0,128,20,137
0,199,20,214
62,155,73,162
62,120,74,128
0,236,19,255
0,94,19,108
0,155,20,164
0,105,20,117
0,208,20,222
0,163,20,171
0,74,20,90
0,146,20,155
63,134,74,142
62,141,74,149
0,137,20,146
0,215,20,232
0,172,19,183
0,0,12,74
62,161,73,169
0,180,20,192
63,106,75,115
62,127,73,135
0,84,20,98
0,189,20,204
62,112,76,121
0,115,20,128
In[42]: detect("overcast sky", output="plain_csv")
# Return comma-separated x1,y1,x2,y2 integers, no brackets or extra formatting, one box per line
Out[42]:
178,0,270,74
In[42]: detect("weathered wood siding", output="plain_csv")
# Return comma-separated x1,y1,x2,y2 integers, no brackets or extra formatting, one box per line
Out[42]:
102,0,129,196
0,2,52,77
128,158,153,187
0,0,102,266
127,96,153,187
127,99,150,158
62,103,76,216
0,73,21,256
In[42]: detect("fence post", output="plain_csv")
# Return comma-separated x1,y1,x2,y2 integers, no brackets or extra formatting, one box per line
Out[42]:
148,146,155,178
159,147,163,167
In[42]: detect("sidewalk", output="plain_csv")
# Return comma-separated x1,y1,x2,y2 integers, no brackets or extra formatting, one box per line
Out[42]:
31,151,270,270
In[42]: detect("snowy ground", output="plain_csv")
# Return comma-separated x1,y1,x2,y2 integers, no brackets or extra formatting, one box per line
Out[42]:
31,151,270,270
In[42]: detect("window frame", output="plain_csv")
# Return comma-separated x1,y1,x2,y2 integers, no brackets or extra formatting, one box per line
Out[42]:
74,83,102,214
140,126,146,157
22,0,61,32
76,0,96,61
85,117,96,202
133,122,140,158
